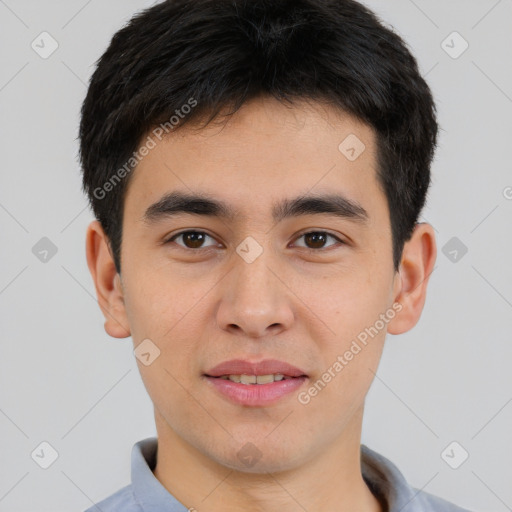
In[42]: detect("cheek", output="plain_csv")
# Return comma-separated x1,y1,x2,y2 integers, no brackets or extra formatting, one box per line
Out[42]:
136,356,205,439
122,267,213,388
121,263,199,339
309,266,391,342
303,264,391,402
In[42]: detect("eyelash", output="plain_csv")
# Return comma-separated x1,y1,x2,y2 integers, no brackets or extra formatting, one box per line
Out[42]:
165,230,345,252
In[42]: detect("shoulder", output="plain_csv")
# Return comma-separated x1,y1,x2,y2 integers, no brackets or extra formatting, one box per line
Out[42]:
412,487,475,512
360,445,475,512
83,484,142,512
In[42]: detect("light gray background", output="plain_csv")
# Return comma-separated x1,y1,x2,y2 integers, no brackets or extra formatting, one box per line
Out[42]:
0,1,511,511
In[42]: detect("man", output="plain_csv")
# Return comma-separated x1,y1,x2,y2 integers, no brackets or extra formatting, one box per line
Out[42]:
80,0,473,510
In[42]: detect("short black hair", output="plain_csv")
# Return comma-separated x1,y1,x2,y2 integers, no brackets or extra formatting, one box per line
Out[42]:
79,0,439,274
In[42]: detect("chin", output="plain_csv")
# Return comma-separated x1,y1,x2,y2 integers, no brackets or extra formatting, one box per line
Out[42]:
210,438,307,475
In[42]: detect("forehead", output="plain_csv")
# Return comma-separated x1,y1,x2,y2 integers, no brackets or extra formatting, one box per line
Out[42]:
123,96,385,223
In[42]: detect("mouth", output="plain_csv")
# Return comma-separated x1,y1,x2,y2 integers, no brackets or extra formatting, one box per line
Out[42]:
206,373,302,384
203,359,309,406
204,358,308,379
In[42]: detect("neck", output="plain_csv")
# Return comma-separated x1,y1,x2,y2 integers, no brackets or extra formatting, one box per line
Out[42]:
152,408,383,512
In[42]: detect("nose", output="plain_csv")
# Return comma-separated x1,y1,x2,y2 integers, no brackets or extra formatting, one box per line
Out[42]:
215,251,295,339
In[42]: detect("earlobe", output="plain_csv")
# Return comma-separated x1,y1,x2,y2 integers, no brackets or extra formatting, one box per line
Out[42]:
387,223,437,335
85,220,131,339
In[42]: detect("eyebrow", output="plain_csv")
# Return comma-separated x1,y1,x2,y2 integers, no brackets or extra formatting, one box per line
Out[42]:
142,191,369,225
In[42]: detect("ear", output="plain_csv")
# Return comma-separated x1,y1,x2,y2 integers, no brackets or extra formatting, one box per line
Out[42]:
387,223,437,335
85,220,131,338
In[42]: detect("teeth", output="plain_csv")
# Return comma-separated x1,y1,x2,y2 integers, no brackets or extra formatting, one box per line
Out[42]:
240,374,257,384
218,373,287,384
256,374,275,384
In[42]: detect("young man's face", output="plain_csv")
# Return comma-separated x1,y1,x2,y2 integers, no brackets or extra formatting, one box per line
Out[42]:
88,96,434,474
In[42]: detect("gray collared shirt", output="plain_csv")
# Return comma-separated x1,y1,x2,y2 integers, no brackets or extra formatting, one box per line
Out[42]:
84,437,474,512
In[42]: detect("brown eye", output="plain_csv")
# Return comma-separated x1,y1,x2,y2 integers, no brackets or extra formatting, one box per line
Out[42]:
295,231,342,250
304,232,327,249
169,231,218,249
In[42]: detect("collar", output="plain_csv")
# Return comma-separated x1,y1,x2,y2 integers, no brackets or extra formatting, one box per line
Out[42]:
131,437,427,512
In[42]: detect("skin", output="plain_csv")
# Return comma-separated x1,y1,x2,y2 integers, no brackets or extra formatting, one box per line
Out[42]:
86,96,436,512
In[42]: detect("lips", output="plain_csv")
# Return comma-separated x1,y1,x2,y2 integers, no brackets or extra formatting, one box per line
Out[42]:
203,358,309,406
204,359,308,378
